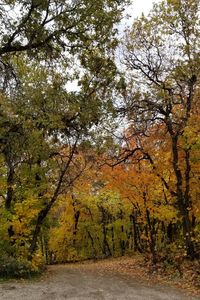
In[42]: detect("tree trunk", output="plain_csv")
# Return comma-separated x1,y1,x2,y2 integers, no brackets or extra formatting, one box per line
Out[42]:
5,164,14,210
171,135,195,259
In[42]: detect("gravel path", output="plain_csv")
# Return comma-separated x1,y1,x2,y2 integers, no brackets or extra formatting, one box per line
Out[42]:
0,263,199,300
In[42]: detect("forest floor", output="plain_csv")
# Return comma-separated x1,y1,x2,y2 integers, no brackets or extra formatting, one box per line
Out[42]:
0,256,200,299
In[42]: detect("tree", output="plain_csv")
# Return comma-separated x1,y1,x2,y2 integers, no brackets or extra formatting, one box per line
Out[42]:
122,0,200,258
48,162,132,261
0,0,129,268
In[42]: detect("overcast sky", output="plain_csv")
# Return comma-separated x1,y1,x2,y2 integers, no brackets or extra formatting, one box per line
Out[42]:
119,0,161,33
130,0,161,18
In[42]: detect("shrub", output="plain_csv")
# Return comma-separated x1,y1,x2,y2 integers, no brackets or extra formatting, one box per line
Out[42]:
0,255,43,278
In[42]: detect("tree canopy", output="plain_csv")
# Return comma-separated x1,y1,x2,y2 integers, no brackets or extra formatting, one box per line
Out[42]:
0,0,199,280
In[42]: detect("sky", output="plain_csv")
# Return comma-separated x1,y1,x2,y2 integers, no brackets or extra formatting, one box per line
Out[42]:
130,0,161,18
118,0,161,35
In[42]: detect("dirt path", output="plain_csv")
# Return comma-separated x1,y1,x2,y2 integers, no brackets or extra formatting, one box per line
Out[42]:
0,262,199,300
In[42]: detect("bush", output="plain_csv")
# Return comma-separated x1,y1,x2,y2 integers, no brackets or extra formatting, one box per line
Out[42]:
0,255,42,278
